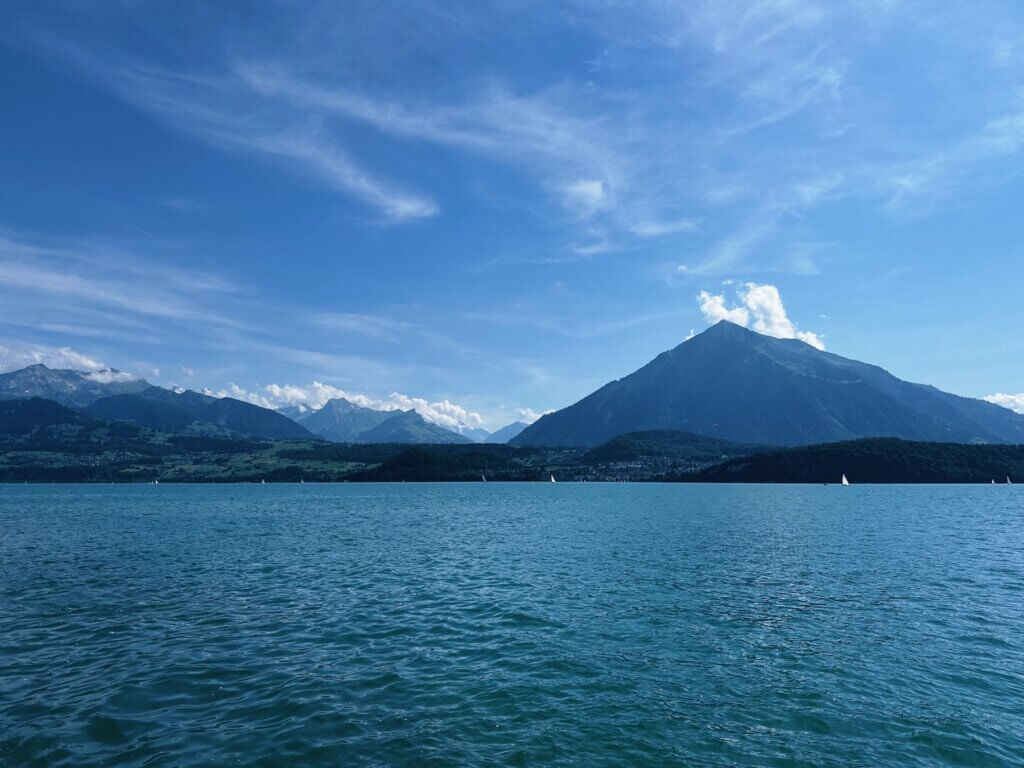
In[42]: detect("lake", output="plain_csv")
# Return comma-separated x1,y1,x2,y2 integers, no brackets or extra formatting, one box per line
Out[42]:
2,484,1023,766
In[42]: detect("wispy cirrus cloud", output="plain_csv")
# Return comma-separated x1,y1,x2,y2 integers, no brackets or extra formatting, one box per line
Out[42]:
25,38,439,223
879,106,1024,212
21,29,693,247
0,231,247,335
312,312,414,342
16,1,1024,259
235,64,644,241
465,305,690,340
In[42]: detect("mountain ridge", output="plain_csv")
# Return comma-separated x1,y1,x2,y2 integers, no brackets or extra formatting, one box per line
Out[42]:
355,409,473,444
0,364,151,409
290,397,474,443
87,387,315,440
485,421,529,443
294,397,397,442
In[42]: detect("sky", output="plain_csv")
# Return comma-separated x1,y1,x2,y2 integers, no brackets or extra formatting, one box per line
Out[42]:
1,0,1023,430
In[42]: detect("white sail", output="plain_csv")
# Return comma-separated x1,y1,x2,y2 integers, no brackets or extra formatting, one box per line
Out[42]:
481,474,487,483
841,473,849,486
1009,476,1013,485
550,473,556,483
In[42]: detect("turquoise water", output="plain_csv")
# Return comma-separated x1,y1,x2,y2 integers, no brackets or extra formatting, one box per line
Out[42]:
2,484,1024,766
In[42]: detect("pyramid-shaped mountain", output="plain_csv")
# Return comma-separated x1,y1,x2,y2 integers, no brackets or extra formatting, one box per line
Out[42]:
356,409,472,444
512,321,1024,447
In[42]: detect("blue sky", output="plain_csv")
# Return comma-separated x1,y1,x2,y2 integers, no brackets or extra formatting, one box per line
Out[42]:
2,0,1023,429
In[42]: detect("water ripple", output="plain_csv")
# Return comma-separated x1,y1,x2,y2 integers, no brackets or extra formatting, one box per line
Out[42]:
2,483,1024,766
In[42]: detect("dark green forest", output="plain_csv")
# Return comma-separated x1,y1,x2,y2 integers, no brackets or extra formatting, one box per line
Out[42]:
686,438,1024,484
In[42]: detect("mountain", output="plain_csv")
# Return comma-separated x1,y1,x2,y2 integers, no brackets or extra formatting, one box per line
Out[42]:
0,397,95,435
87,393,205,434
458,426,492,443
686,437,1024,484
512,320,1024,447
278,403,316,420
0,364,151,408
290,397,479,444
355,409,473,444
294,397,396,442
485,421,529,443
87,387,315,440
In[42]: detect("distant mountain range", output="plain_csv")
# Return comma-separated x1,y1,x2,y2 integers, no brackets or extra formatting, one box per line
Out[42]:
289,397,526,444
294,397,398,441
289,397,469,443
0,364,151,408
513,320,1024,447
0,365,530,445
0,365,310,439
13,320,1017,453
3,398,1020,484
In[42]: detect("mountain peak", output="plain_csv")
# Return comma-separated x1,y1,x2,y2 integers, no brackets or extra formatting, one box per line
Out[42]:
709,319,744,331
320,397,359,413
693,320,778,343
0,363,152,409
355,408,472,444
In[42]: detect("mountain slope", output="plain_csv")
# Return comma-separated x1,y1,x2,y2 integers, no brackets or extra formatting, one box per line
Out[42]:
86,393,202,434
1,397,95,435
295,397,397,442
355,409,473,444
485,421,528,443
88,387,315,439
0,364,151,408
512,321,1024,447
458,427,491,443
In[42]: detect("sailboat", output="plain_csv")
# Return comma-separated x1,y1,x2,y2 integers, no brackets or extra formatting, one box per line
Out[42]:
550,473,556,483
261,479,266,485
841,474,850,486
1008,476,1013,485
481,474,487,483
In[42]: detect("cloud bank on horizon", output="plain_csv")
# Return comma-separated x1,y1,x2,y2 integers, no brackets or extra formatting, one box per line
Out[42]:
201,381,492,431
0,1,1022,421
